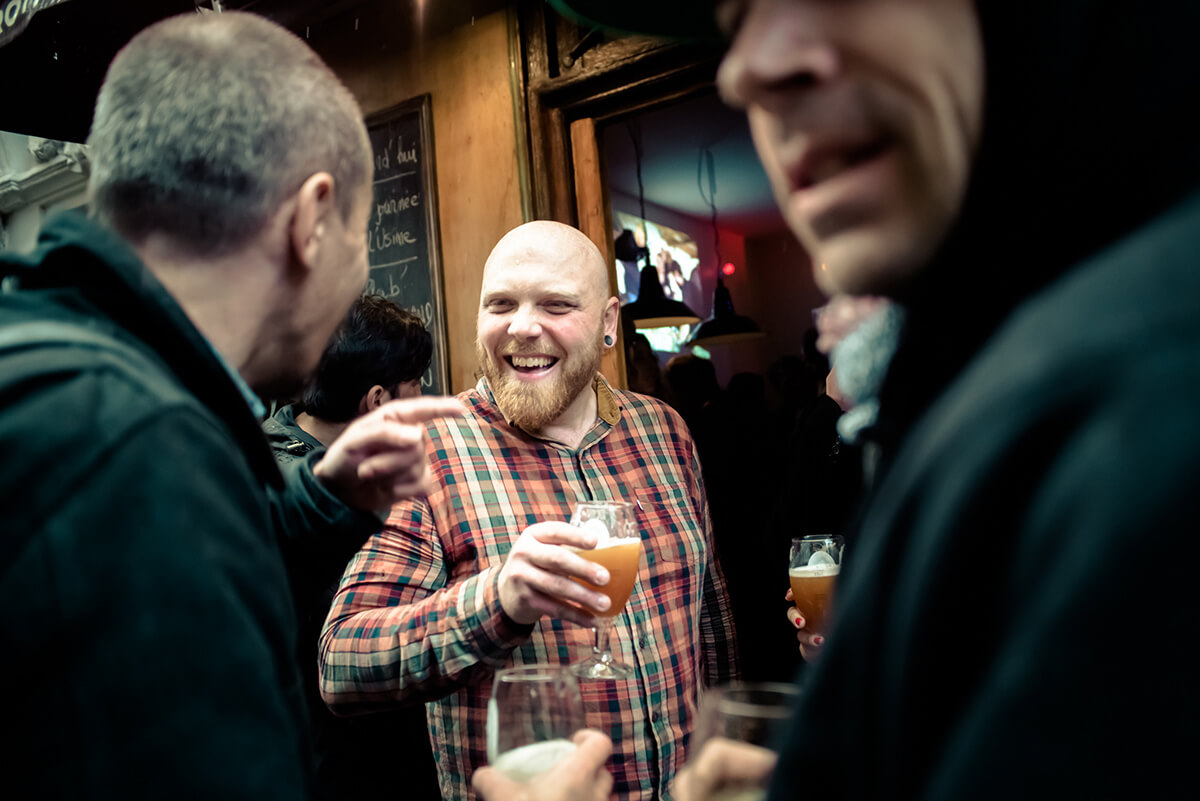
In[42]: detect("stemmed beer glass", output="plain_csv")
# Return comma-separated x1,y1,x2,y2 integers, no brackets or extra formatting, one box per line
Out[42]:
566,500,643,680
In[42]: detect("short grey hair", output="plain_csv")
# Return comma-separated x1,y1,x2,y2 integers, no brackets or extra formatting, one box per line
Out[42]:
87,11,371,255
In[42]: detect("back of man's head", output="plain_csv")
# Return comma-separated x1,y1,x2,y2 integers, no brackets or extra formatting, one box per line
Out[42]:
87,10,371,256
301,295,433,422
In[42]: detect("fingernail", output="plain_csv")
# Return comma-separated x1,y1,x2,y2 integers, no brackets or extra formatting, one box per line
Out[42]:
595,569,609,585
814,636,824,646
793,617,804,629
597,596,610,611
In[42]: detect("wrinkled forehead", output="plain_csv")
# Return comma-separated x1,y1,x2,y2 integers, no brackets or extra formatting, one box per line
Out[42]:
481,224,609,300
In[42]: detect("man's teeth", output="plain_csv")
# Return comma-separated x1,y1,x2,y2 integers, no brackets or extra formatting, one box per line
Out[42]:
511,356,555,368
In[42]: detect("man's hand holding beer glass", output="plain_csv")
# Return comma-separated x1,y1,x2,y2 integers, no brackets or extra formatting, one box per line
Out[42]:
497,523,613,627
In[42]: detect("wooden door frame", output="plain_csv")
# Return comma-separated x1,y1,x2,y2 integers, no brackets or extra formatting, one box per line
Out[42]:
511,1,724,387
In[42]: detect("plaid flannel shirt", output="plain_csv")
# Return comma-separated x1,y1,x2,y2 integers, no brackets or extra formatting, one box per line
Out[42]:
320,375,739,800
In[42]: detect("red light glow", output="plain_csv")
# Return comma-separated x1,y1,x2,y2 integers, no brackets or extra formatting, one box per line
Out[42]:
722,262,736,276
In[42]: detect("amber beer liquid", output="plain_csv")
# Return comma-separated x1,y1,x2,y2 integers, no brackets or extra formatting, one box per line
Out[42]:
788,563,840,635
569,540,643,617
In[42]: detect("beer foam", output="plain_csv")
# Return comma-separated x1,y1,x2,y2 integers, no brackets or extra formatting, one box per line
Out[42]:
789,564,840,578
580,518,610,544
589,536,642,550
492,739,577,782
808,550,836,567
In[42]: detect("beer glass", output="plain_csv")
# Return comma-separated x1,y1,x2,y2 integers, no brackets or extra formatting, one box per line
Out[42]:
788,534,844,636
486,665,586,782
690,682,803,801
566,500,642,680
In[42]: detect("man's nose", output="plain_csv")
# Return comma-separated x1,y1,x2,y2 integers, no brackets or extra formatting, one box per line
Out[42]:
716,1,839,110
507,305,542,339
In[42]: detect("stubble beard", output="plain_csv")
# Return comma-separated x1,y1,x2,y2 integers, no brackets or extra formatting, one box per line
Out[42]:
478,332,602,432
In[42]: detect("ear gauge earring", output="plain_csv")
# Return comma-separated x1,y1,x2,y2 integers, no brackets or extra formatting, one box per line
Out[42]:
604,335,614,347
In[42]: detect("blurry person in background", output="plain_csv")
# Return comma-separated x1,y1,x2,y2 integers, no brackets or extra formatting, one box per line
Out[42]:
0,11,461,798
555,0,1200,799
262,293,439,801
663,352,721,432
625,331,671,400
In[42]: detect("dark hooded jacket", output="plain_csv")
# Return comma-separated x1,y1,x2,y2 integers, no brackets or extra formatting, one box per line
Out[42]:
0,213,380,798
770,1,1200,799
260,405,442,801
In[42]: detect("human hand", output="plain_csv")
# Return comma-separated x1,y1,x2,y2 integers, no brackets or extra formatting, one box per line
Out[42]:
784,588,825,661
312,396,466,511
671,737,777,801
497,522,613,626
472,730,614,801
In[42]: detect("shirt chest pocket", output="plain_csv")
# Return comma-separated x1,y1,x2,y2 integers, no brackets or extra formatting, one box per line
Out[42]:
629,489,708,626
631,488,706,567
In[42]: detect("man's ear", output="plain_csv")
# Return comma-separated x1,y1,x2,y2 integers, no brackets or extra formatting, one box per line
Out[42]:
358,384,390,415
289,172,338,272
603,296,620,345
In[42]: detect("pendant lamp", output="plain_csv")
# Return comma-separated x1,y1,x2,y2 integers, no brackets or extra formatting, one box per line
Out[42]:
687,146,765,348
618,120,700,329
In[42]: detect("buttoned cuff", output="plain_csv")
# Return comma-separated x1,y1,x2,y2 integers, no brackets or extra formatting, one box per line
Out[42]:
464,566,536,664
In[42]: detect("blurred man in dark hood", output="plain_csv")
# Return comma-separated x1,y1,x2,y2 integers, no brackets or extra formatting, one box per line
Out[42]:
543,2,1200,801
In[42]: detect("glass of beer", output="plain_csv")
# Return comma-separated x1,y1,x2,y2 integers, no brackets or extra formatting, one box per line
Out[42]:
690,682,803,801
487,665,586,782
566,500,643,680
788,534,844,637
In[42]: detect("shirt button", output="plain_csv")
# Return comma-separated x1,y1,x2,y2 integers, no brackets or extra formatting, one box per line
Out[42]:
651,710,660,722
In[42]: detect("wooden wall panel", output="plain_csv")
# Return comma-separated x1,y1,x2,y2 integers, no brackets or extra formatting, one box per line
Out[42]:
318,8,524,394
569,117,626,388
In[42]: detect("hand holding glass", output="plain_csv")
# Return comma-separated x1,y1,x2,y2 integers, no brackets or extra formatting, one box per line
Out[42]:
683,682,803,801
788,534,844,637
487,665,587,782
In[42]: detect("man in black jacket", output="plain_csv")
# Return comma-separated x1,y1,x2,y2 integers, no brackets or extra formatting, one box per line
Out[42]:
0,10,460,799
543,2,1200,801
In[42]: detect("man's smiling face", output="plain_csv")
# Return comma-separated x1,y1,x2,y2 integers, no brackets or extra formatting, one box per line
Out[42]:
476,222,613,431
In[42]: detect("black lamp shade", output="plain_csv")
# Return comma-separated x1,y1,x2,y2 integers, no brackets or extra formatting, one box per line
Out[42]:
687,278,767,346
622,265,700,328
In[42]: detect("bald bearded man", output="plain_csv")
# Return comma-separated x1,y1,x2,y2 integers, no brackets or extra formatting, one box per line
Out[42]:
319,221,739,801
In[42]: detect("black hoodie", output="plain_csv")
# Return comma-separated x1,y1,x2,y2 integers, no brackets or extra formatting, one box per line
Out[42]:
0,213,382,798
767,2,1200,800
876,0,1200,453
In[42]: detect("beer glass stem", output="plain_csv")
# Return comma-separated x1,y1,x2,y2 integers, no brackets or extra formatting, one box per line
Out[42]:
592,617,614,664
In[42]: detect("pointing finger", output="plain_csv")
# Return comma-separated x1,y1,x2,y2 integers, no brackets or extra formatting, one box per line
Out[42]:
375,396,467,424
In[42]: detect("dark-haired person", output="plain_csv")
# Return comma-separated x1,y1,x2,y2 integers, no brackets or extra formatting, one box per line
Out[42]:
0,11,461,799
547,1,1200,799
264,294,434,462
262,292,439,800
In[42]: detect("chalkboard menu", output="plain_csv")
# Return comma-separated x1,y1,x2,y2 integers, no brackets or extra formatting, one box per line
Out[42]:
364,94,449,395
